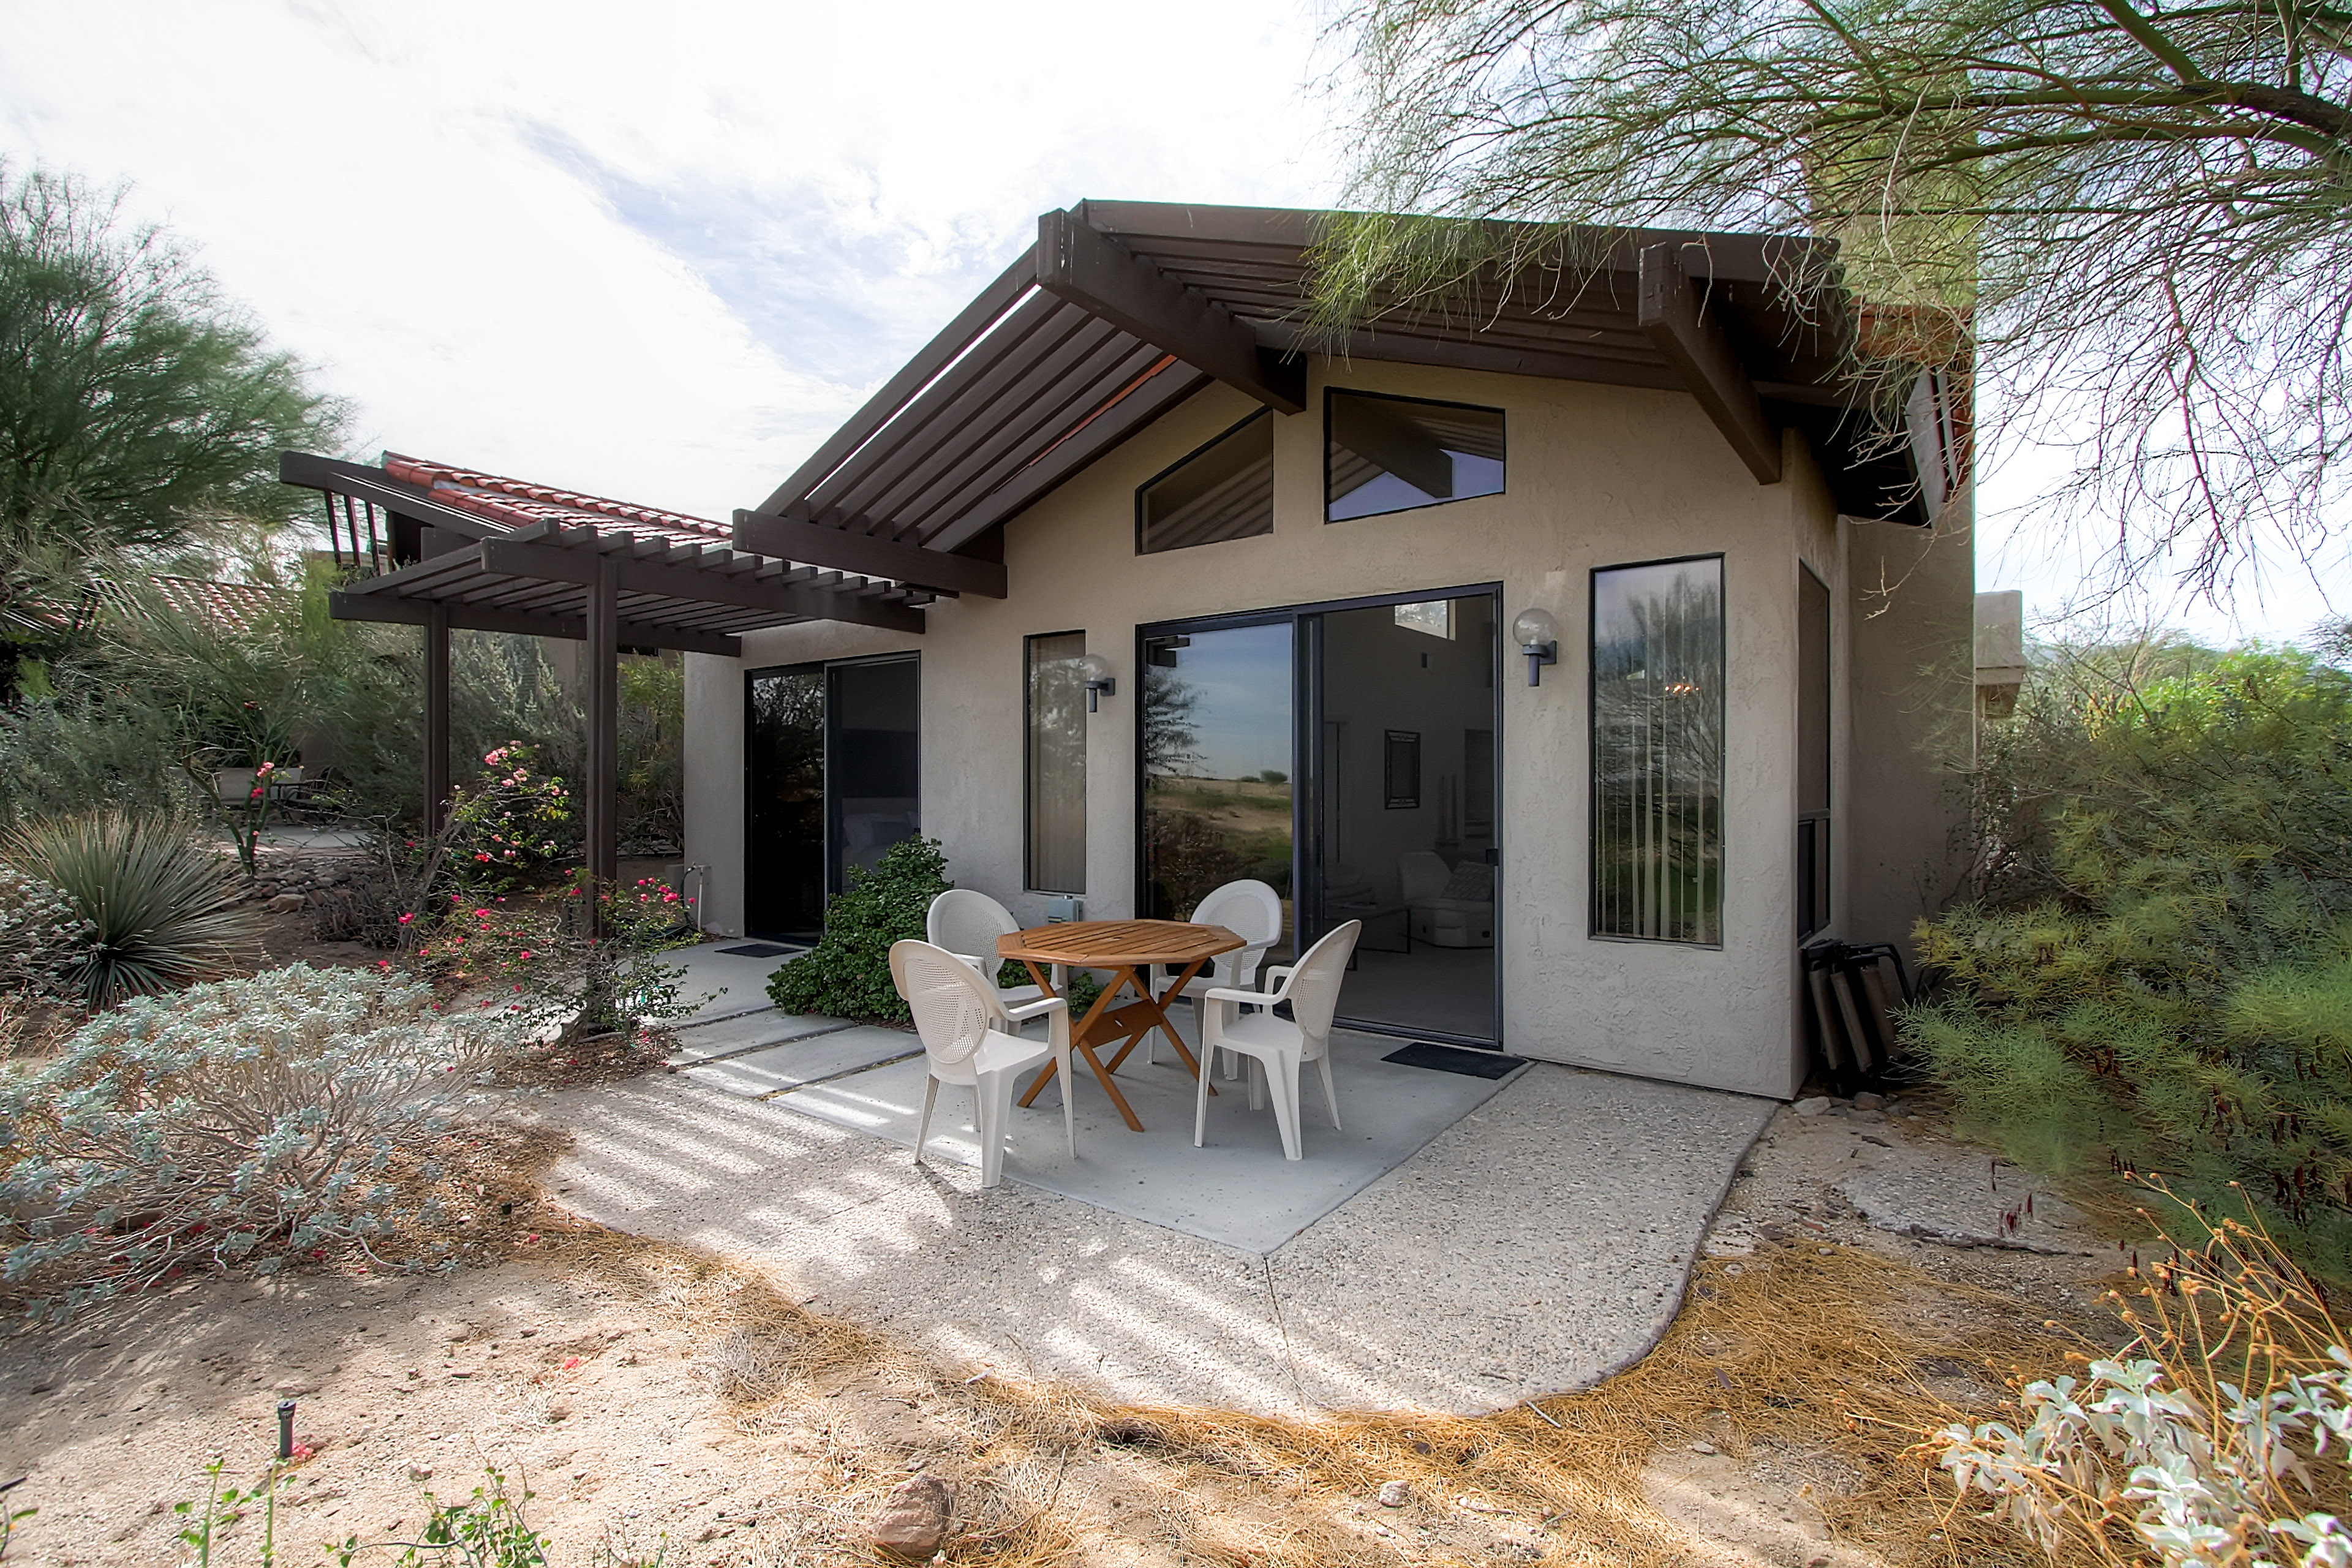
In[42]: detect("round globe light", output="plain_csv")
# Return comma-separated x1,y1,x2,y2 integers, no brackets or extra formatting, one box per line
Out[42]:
1512,607,1559,650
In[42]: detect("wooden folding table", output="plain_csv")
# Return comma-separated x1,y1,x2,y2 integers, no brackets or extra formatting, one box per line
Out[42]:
1000,918,1242,1132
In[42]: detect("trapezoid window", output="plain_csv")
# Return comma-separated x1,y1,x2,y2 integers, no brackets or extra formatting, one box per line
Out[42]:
1325,389,1506,522
1136,410,1275,554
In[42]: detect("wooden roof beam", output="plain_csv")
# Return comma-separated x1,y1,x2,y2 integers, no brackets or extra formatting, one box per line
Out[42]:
327,589,743,657
478,538,924,633
731,507,1007,598
1035,208,1305,416
1637,244,1782,485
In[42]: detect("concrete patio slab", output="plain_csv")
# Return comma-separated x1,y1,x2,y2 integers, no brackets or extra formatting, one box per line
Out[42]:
543,1061,1773,1415
685,1025,921,1097
775,1030,1516,1253
664,1007,851,1065
659,940,802,1025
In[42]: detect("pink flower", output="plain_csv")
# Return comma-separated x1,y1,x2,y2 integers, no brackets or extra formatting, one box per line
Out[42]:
398,912,415,925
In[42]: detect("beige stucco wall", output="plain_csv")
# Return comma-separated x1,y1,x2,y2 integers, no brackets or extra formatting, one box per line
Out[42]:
687,357,1956,1099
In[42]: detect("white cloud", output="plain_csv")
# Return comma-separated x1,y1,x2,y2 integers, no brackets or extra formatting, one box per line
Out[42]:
2,4,2328,641
0,0,1344,518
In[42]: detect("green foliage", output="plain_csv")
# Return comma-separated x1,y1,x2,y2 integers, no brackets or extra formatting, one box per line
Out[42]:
0,164,342,671
1322,0,2352,579
444,744,573,894
413,873,697,1042
1907,644,2352,1276
618,655,684,853
766,836,951,1023
333,1466,548,1568
0,863,94,1001
1,811,260,1009
172,1457,292,1567
0,964,514,1319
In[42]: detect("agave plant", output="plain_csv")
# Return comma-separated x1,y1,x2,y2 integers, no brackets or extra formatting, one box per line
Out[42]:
3,812,261,1009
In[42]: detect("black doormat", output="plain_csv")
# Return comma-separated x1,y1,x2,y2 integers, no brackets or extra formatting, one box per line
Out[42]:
717,943,801,959
1382,1041,1527,1079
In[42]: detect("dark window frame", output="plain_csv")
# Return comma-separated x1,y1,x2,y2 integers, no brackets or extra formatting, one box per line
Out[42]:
1322,386,1509,524
1588,551,1727,949
1133,409,1276,556
1023,629,1088,895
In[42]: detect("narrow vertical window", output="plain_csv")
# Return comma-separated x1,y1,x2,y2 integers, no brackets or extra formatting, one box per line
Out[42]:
1796,565,1831,938
1592,556,1725,944
1026,632,1087,892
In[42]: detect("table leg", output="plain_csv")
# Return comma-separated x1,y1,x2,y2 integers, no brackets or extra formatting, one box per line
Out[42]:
1018,962,1147,1132
1102,957,1215,1093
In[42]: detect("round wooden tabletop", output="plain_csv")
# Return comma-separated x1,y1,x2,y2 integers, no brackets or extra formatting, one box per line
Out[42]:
998,918,1243,968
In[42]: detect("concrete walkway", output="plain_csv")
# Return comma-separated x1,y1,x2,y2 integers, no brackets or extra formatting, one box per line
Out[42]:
544,1058,1774,1416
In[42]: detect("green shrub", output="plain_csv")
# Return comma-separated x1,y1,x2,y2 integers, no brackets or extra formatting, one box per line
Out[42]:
0,864,93,1001
766,836,953,1023
1907,643,2352,1275
0,963,517,1319
2,812,263,1009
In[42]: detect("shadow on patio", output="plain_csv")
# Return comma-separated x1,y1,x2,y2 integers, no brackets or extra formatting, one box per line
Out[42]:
543,994,1776,1415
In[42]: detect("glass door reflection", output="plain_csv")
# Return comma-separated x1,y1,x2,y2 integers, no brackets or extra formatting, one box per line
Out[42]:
1140,621,1295,957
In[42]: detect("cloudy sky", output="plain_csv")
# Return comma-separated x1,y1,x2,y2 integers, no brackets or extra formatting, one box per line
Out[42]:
0,1,2333,641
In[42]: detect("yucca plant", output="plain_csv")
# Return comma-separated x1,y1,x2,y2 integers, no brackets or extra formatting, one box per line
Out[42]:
3,812,260,1009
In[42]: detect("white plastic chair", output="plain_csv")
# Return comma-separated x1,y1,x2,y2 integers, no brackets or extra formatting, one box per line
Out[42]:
1148,878,1284,1068
889,939,1076,1188
1193,920,1362,1161
925,888,1048,1006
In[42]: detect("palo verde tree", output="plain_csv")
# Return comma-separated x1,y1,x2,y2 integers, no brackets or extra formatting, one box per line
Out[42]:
0,164,342,692
1322,0,2352,592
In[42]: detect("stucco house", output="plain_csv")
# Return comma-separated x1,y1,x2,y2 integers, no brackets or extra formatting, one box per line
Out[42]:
293,201,1976,1101
692,201,1973,1101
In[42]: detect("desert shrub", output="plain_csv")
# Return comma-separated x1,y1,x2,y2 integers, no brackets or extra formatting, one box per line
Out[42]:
1908,644,2352,1275
618,654,684,854
413,874,698,1041
2,811,262,1009
767,835,951,1023
1934,1205,2352,1564
0,963,519,1319
0,864,93,1002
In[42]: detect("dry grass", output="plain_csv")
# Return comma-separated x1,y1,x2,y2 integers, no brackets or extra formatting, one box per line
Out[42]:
457,1156,2104,1568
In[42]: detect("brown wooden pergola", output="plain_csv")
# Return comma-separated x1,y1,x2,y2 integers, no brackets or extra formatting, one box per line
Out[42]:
281,452,929,885
731,202,1970,594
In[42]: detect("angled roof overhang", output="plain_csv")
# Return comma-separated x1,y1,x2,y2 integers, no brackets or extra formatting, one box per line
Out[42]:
737,201,1960,587
283,452,930,655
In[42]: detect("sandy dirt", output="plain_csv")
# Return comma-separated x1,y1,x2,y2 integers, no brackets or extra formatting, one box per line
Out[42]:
0,1031,2117,1567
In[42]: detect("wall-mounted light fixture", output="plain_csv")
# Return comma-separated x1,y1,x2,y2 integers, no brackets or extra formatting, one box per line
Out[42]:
1512,608,1560,687
1077,652,1117,712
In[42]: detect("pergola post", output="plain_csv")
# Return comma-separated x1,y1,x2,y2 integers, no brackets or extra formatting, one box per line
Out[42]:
424,602,450,832
586,554,619,891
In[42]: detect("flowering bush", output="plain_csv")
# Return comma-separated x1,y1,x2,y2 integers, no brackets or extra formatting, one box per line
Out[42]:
410,873,699,1041
1934,1206,2352,1565
445,743,571,894
0,864,94,1003
0,963,521,1321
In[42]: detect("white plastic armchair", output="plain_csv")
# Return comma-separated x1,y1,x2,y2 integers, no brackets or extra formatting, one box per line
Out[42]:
925,888,1048,1007
1147,878,1284,1068
889,939,1076,1188
1193,920,1361,1161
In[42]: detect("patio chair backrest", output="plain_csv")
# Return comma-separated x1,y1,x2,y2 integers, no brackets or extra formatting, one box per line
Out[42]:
927,888,1019,963
889,939,1006,1067
1284,920,1362,1042
1193,879,1282,946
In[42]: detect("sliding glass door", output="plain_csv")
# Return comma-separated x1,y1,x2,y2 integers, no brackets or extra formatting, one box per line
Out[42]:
1140,622,1295,952
745,654,920,940
1139,587,1501,1044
